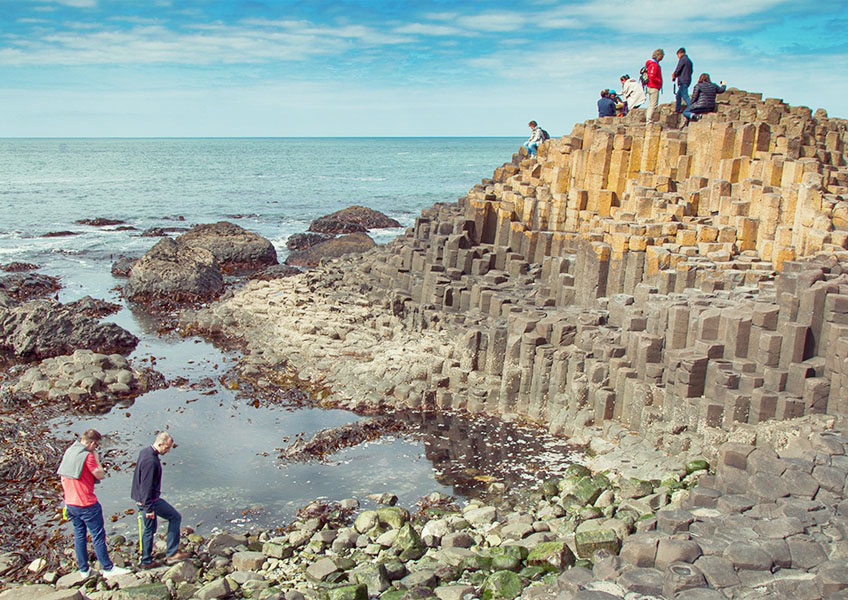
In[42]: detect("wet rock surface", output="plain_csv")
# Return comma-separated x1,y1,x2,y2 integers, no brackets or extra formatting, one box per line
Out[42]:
309,205,402,234
0,272,61,302
285,232,376,267
0,263,39,273
141,226,190,237
250,264,302,281
287,232,333,251
177,221,278,273
75,218,125,227
41,231,81,238
0,296,137,362
125,237,223,306
110,256,138,278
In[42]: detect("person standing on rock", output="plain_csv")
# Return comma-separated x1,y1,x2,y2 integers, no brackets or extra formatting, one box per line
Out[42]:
671,47,693,114
57,429,131,579
644,49,664,123
131,431,190,568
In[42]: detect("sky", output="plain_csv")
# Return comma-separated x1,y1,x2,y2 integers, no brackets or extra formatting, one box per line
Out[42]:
0,0,846,137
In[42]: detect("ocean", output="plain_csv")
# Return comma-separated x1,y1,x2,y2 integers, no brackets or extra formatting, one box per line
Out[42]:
1,138,578,535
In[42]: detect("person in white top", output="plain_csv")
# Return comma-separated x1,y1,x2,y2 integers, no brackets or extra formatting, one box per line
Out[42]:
620,74,646,110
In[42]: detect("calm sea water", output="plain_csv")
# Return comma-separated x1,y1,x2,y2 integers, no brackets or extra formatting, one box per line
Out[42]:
1,138,579,535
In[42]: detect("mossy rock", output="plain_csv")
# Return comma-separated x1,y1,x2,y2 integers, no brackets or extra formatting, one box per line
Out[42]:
527,541,576,573
562,465,592,480
578,506,603,521
487,545,528,571
686,459,710,474
574,526,621,559
114,583,171,599
480,570,524,600
519,566,547,580
394,523,426,561
467,571,487,587
572,476,604,506
540,480,559,500
460,553,492,572
377,506,410,529
574,559,593,569
328,584,368,600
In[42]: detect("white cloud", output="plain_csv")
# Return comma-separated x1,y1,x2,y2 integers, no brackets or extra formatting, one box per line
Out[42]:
457,12,526,32
43,0,97,7
393,23,465,36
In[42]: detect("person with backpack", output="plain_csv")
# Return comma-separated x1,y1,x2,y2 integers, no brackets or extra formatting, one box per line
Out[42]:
57,429,131,579
620,74,646,111
671,47,693,114
643,49,664,123
682,73,727,124
522,120,549,157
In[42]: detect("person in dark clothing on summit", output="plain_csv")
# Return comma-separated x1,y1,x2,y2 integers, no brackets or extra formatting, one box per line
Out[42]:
131,432,190,568
682,73,727,124
672,47,693,114
598,89,616,117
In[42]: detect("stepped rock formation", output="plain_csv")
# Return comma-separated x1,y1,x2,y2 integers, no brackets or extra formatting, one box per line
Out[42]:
194,89,847,459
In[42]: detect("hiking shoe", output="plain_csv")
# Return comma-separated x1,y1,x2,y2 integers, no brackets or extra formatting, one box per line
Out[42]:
78,569,90,579
138,561,163,570
102,565,131,578
165,551,191,564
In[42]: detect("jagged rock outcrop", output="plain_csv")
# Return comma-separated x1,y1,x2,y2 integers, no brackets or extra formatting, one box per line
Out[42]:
286,232,376,267
309,205,402,234
0,273,60,302
126,237,223,304
287,232,332,251
177,221,278,272
0,296,137,362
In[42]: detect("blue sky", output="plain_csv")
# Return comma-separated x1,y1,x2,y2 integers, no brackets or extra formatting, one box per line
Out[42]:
1,0,845,137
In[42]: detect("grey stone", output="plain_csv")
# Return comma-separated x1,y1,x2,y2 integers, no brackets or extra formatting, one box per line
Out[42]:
655,538,703,570
195,578,232,600
616,567,664,596
693,555,740,589
662,562,706,598
722,543,772,570
232,550,266,571
788,537,828,569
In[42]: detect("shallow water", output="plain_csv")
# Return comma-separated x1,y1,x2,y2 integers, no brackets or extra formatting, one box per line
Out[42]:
2,138,580,536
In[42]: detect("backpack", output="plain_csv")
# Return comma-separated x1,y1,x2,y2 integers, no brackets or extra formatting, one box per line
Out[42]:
639,64,650,87
539,128,550,141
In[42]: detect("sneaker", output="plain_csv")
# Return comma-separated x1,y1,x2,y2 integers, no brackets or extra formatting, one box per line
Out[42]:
78,569,90,579
102,565,131,578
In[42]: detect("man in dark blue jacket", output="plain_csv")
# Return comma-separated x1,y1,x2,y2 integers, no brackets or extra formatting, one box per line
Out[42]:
131,432,190,567
672,47,693,114
597,89,616,118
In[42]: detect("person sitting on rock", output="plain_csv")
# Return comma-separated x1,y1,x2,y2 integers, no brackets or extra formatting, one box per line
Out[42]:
522,120,546,157
620,74,646,111
58,429,131,579
682,73,727,124
598,89,616,118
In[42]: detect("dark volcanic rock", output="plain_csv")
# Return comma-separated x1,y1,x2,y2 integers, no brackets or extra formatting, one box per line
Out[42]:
1,262,39,273
250,264,302,281
0,273,61,302
41,231,81,238
141,226,190,237
287,232,332,251
0,296,137,362
111,255,139,278
308,205,401,234
177,221,278,273
285,232,376,267
75,217,125,227
125,237,223,304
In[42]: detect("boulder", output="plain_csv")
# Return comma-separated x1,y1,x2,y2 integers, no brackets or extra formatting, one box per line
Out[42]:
177,221,278,272
0,296,137,362
328,584,367,600
0,273,61,302
141,226,189,237
286,232,332,251
1,262,38,273
308,205,401,234
111,256,139,278
125,237,223,304
75,217,125,226
480,570,524,600
526,541,575,572
285,232,376,268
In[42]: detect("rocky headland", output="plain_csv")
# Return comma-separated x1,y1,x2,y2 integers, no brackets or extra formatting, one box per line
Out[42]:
4,90,848,599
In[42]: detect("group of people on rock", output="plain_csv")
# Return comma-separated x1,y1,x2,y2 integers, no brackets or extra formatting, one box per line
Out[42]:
598,47,727,125
58,429,190,578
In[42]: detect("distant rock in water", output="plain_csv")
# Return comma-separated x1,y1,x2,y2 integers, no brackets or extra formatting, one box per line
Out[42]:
75,217,125,227
41,231,81,238
285,232,376,267
250,264,302,281
0,296,137,362
125,237,223,305
178,221,278,273
141,226,190,237
111,255,139,278
286,232,332,251
0,273,61,302
1,262,39,273
308,205,401,234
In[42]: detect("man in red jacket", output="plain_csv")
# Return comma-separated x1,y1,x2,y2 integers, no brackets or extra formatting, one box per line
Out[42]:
645,49,664,123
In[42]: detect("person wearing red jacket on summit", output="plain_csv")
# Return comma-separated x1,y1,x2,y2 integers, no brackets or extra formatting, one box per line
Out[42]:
645,48,664,123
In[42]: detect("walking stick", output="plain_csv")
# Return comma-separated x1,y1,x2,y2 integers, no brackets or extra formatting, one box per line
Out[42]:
137,510,143,556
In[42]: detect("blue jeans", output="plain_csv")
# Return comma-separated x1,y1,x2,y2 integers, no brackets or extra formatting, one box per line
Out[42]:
675,83,690,113
67,502,113,572
523,141,538,157
682,106,711,122
140,498,182,564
